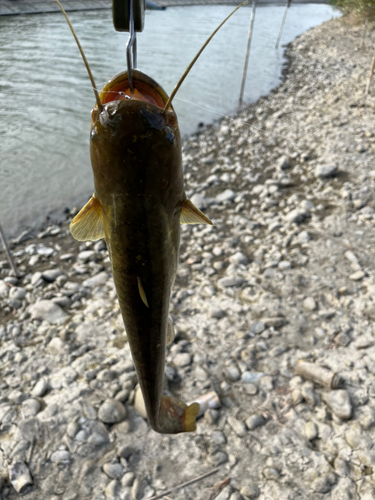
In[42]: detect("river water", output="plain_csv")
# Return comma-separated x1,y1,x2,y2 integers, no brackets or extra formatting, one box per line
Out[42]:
0,4,339,238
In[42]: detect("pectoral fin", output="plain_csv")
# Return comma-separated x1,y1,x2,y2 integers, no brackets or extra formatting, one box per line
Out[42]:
70,195,105,242
137,277,149,308
180,199,213,225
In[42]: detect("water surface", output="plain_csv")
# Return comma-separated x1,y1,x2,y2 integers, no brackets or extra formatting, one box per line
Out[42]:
0,5,340,237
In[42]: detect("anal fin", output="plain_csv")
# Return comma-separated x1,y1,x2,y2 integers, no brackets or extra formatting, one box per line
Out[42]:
180,199,213,225
70,195,105,242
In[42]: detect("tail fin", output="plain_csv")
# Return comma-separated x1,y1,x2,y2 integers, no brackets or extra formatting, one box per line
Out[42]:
157,396,200,434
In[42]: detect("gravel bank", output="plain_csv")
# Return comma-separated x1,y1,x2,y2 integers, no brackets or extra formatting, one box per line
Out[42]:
1,16,375,500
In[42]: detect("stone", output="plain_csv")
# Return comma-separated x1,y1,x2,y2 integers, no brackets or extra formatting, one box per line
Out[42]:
0,280,9,297
216,189,236,203
42,269,62,282
174,353,192,367
98,399,127,424
304,421,318,440
46,337,65,355
217,276,245,288
227,417,247,436
303,297,316,311
229,252,248,265
249,322,265,335
50,450,71,464
32,379,48,397
315,164,338,178
324,390,352,420
29,300,68,324
103,463,123,480
246,414,265,431
225,365,241,382
21,399,41,418
349,270,365,281
207,451,228,466
82,272,108,288
240,484,259,499
131,477,143,500
311,474,336,493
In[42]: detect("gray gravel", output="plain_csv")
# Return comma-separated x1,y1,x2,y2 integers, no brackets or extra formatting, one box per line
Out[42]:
1,15,375,500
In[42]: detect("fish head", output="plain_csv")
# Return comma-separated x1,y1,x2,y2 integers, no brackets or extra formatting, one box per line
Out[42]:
89,70,182,207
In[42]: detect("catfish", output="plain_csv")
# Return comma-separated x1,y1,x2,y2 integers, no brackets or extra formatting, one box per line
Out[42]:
57,0,245,433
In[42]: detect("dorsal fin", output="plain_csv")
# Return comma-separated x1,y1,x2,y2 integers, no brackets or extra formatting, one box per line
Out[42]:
70,195,105,241
180,199,213,225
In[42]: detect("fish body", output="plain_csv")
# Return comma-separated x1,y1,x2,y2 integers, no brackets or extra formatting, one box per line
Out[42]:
71,70,211,433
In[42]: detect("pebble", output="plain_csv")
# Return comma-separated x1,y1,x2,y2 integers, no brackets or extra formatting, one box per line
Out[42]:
50,450,71,464
315,164,338,178
324,390,352,420
29,300,68,324
98,399,127,424
174,352,192,367
240,484,259,499
304,421,318,440
246,414,265,431
131,478,143,500
227,417,247,436
303,297,316,311
349,270,365,281
32,379,48,397
207,451,228,466
103,463,123,480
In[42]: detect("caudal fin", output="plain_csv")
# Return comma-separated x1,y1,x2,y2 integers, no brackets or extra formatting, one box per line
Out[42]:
157,396,200,434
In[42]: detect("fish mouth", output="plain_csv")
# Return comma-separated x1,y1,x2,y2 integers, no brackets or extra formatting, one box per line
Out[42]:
99,69,169,110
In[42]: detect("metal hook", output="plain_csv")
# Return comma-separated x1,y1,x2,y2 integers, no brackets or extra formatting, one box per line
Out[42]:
126,0,137,93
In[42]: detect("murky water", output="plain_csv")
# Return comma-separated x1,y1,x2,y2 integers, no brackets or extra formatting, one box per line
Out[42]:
0,5,339,237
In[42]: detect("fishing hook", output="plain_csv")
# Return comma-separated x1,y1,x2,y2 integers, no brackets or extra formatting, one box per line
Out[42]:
126,0,137,93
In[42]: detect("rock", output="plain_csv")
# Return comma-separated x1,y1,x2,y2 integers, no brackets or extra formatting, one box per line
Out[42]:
42,269,62,282
216,189,236,203
131,477,143,500
225,365,241,382
240,484,259,499
21,399,41,418
29,300,68,324
9,287,26,300
324,390,352,420
311,474,336,493
82,272,108,288
229,252,248,265
215,485,232,500
98,399,127,424
103,463,123,480
315,164,338,178
217,276,245,288
349,270,365,281
241,372,264,384
285,209,306,223
46,337,65,355
227,417,247,436
207,451,228,466
32,379,48,397
174,353,192,367
50,450,71,464
246,414,265,431
303,297,316,311
0,280,9,298
249,322,265,335
304,421,318,440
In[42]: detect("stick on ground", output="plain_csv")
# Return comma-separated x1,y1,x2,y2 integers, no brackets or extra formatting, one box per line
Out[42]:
147,467,220,500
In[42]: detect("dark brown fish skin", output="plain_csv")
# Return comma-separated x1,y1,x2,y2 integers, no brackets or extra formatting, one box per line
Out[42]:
89,70,197,433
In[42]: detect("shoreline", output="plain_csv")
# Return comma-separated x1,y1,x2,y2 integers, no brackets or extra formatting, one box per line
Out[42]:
0,0,330,17
2,15,375,500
